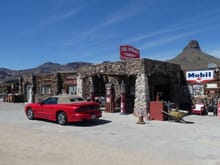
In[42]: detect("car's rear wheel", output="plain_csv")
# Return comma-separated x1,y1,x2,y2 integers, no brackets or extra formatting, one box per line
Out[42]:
27,108,34,120
57,112,67,125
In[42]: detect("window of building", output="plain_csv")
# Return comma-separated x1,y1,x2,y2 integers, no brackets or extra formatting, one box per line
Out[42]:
41,85,51,94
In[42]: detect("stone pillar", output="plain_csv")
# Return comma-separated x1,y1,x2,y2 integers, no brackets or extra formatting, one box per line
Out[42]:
76,75,83,97
134,73,150,117
120,80,126,114
18,77,23,94
90,81,95,102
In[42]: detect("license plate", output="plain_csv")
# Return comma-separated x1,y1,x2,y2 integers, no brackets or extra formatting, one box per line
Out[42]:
91,115,96,119
208,112,214,116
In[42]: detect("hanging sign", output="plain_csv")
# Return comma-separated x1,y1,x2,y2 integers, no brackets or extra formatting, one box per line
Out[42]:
120,45,140,60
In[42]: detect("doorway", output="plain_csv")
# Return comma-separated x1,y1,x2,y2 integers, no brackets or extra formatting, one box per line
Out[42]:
148,73,171,102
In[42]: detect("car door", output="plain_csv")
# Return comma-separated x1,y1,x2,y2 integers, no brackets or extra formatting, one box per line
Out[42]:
39,97,58,120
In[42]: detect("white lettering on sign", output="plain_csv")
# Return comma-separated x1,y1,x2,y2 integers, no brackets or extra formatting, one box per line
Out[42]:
186,70,214,83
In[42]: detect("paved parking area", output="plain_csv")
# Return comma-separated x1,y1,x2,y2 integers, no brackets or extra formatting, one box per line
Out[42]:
0,102,220,165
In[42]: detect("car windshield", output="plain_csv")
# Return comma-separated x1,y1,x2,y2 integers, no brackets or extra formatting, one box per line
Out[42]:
42,97,58,104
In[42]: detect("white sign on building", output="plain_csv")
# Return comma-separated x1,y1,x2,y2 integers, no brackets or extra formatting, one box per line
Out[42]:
186,70,214,83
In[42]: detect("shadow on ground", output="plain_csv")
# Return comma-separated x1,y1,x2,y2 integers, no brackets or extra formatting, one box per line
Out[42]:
30,118,112,127
68,119,112,127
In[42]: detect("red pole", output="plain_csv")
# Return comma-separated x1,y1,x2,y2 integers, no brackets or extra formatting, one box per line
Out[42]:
120,81,126,115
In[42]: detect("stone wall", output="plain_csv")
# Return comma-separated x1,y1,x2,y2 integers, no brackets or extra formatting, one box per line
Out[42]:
34,73,56,102
18,58,184,113
21,72,78,102
77,59,142,78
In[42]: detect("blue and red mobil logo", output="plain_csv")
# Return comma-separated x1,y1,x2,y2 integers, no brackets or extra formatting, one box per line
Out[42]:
186,70,214,83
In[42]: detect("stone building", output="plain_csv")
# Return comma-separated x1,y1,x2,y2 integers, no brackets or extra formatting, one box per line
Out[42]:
0,79,21,102
1,58,191,116
20,71,77,102
77,58,190,116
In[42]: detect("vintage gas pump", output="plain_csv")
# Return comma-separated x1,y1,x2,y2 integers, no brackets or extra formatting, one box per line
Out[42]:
120,81,126,115
218,98,220,117
90,82,95,102
105,83,115,112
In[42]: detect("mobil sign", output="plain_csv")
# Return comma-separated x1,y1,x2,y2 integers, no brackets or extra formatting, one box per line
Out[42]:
186,70,214,83
120,45,140,60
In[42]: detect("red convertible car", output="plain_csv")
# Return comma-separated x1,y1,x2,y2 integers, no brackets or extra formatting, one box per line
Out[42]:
24,95,102,125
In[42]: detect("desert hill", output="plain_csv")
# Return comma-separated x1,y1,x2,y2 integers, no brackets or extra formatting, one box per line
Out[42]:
0,62,91,82
167,40,220,70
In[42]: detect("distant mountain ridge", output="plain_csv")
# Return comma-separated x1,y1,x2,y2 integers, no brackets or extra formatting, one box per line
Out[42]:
167,40,220,70
0,62,92,82
1,40,220,82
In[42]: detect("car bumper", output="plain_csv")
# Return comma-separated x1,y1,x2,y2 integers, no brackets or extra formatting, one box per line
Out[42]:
68,111,102,122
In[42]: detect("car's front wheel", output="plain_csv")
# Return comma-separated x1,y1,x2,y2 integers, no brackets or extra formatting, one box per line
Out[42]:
27,108,34,120
57,112,67,125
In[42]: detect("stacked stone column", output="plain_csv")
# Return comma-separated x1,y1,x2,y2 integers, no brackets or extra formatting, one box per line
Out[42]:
76,75,83,97
134,73,150,117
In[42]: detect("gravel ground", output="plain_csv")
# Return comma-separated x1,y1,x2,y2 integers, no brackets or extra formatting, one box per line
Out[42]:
0,102,220,165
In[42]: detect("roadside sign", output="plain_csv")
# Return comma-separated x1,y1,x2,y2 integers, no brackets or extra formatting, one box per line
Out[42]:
120,45,140,60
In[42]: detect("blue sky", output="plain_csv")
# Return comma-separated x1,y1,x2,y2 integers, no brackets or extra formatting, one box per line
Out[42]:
1,0,220,70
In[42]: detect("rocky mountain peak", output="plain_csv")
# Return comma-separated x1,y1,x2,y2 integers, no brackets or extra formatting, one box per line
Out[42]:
167,40,220,70
183,40,201,52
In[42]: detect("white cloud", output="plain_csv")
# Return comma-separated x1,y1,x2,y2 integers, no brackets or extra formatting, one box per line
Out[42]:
81,1,153,37
102,5,141,27
25,7,82,34
127,9,220,45
45,8,81,25
209,49,220,58
126,26,186,44
138,28,207,50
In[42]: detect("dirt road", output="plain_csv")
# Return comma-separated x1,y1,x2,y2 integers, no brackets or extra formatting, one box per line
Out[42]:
0,102,220,165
